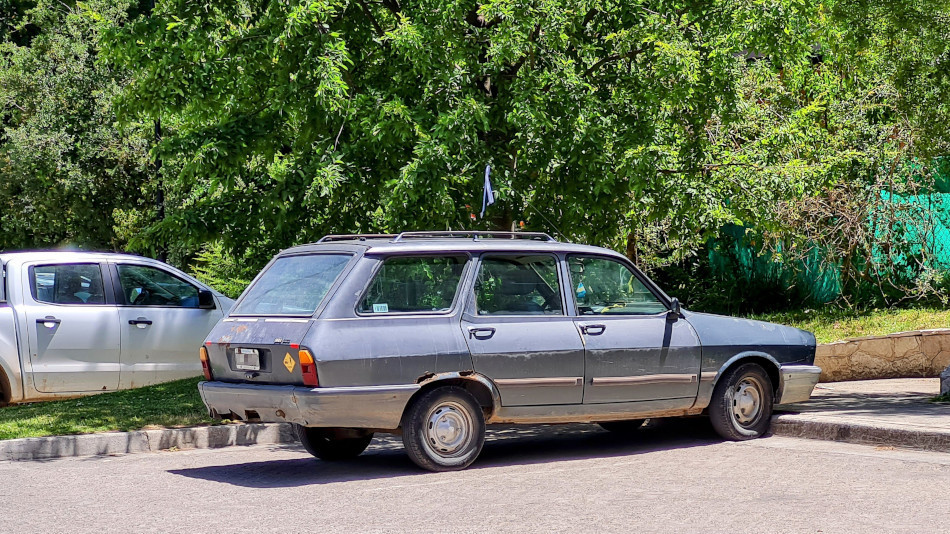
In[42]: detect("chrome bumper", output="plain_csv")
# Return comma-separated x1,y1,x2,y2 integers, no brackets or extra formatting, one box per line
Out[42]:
775,365,821,404
198,381,421,429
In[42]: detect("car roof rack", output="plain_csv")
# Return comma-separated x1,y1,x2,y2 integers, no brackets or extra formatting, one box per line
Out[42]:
392,231,556,242
317,234,398,243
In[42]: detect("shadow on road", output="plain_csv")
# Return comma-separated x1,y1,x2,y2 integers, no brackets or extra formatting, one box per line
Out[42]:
168,418,723,488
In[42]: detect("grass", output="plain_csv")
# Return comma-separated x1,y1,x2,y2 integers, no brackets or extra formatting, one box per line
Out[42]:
0,377,214,440
748,306,950,344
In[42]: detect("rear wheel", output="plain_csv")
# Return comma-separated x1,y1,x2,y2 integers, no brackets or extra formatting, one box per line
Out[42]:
709,363,774,440
598,419,645,434
402,386,485,472
295,425,374,461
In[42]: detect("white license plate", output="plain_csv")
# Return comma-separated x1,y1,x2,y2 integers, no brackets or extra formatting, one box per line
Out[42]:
235,348,261,371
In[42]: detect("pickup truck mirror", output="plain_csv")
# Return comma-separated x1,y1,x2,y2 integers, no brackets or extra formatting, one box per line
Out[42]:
198,289,216,309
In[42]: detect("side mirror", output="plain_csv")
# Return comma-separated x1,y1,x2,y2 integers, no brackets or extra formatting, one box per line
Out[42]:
198,289,216,310
668,297,682,319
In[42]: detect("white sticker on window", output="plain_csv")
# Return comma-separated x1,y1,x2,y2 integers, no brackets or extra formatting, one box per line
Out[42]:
373,303,389,313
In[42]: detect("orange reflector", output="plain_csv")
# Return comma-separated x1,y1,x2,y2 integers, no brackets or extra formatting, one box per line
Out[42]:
199,346,213,381
298,349,318,387
199,346,209,362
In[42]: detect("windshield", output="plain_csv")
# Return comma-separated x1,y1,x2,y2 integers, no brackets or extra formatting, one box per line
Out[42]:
231,253,352,315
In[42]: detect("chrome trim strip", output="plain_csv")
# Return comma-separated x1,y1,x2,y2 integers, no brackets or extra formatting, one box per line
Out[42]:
591,374,697,386
699,372,718,382
494,377,583,387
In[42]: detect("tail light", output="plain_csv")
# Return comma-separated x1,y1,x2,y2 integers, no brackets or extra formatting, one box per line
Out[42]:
298,349,319,387
199,346,213,381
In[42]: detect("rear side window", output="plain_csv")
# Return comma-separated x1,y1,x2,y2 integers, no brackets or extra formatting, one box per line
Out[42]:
359,256,466,314
32,264,106,305
231,254,351,315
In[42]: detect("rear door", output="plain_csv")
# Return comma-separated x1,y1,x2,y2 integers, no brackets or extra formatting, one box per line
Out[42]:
462,254,585,406
111,261,224,388
568,255,702,406
24,262,120,393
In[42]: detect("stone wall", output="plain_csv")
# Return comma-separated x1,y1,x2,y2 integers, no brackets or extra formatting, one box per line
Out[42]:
815,329,950,382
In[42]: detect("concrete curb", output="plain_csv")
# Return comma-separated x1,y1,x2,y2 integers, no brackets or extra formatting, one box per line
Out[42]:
771,414,950,453
0,423,297,461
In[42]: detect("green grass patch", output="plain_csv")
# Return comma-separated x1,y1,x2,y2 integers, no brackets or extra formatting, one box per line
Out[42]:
0,377,215,440
748,307,950,344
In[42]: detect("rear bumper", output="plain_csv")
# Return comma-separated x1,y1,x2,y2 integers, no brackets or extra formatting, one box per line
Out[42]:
776,365,822,404
198,381,421,429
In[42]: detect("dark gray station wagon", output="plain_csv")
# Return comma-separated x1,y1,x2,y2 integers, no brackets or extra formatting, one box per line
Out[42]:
198,232,820,471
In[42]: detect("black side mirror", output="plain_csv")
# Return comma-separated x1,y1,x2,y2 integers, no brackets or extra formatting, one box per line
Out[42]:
668,297,682,319
198,289,216,309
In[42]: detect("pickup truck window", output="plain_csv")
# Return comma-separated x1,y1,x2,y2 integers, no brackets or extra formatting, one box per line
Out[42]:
116,264,200,307
32,264,106,305
231,253,351,316
358,256,466,314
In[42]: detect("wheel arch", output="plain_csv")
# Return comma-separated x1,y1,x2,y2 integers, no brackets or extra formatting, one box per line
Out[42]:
709,352,782,395
410,372,502,421
0,365,10,406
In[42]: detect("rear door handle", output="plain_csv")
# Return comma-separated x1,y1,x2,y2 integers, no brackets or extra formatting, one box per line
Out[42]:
581,324,606,335
37,317,61,328
468,327,496,340
129,318,153,328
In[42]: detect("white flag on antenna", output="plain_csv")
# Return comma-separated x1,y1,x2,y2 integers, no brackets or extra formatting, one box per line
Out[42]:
480,165,495,218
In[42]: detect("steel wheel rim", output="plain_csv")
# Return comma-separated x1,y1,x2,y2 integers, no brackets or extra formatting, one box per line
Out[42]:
423,401,473,458
731,376,764,426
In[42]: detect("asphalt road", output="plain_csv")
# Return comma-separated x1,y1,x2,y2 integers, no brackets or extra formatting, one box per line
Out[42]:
2,420,948,533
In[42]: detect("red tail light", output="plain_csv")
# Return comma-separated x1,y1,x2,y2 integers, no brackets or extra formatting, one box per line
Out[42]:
298,349,319,387
199,346,213,381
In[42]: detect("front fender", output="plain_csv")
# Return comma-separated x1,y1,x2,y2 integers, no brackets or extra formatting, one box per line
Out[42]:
0,305,23,403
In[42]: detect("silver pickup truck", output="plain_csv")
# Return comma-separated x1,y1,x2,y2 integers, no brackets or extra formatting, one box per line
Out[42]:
0,251,233,404
199,232,820,471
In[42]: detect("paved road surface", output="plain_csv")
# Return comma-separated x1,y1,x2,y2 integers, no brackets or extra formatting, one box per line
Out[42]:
2,420,948,533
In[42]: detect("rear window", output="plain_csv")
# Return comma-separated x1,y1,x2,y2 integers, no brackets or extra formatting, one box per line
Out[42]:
231,254,351,315
358,256,466,314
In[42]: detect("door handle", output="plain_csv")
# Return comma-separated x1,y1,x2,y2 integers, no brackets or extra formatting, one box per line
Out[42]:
36,317,61,328
129,318,153,328
581,324,606,335
468,327,496,340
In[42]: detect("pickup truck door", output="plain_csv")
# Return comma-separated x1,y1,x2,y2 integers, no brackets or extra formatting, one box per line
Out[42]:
111,262,223,388
567,255,702,406
24,262,120,393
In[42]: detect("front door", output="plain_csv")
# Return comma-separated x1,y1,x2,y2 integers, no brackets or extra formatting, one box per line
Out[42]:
112,263,222,388
567,255,702,405
25,262,120,393
462,254,585,406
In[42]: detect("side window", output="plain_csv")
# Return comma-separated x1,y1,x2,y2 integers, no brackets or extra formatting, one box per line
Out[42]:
359,256,466,314
116,264,199,308
32,264,106,305
568,256,667,315
475,255,563,315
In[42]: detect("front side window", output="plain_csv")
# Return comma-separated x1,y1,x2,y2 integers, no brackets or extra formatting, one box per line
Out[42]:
117,264,199,307
32,264,106,305
232,254,351,315
568,256,667,315
359,256,466,314
475,255,563,315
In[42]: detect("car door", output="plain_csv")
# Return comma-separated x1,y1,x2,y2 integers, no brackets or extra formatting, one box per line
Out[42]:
462,254,585,406
111,262,222,388
24,262,120,393
567,255,702,405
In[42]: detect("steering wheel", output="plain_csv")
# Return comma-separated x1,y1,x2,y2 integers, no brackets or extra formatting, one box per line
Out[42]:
131,288,150,305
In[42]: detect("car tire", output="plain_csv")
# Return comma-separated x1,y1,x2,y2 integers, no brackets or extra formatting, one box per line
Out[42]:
402,386,485,472
295,425,374,461
598,419,645,434
709,363,774,441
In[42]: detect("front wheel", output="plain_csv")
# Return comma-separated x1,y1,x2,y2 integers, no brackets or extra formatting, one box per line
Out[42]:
402,386,485,472
295,425,374,461
709,363,774,440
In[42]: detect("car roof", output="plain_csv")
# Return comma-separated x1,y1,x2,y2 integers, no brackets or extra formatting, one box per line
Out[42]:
0,250,155,263
278,233,628,259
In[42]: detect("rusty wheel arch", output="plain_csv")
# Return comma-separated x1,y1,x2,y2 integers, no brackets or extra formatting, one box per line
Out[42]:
410,372,502,421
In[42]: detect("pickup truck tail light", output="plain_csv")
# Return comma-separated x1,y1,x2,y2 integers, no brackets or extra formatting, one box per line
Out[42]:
298,349,319,387
199,346,213,381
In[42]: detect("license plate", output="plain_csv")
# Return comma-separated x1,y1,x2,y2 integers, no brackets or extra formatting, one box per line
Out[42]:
234,348,261,371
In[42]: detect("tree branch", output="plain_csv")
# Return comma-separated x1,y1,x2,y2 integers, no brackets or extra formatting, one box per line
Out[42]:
583,47,645,77
465,7,501,29
355,0,385,37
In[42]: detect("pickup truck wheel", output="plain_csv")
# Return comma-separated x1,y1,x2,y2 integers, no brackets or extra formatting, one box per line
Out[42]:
295,425,374,461
402,386,485,472
598,419,645,434
709,363,773,441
